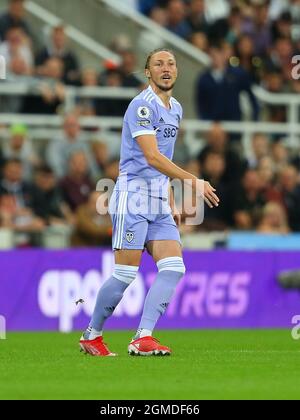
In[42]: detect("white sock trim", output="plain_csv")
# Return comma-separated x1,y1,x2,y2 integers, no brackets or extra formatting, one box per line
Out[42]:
135,328,152,339
86,328,102,340
157,257,186,274
113,264,139,284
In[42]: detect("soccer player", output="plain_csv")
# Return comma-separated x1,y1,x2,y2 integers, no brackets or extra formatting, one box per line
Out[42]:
79,48,219,356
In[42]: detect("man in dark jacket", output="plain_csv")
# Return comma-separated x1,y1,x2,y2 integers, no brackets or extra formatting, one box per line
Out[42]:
196,45,259,122
0,0,32,40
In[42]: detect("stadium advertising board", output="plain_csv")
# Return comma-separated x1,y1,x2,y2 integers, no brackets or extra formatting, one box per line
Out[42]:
0,250,299,332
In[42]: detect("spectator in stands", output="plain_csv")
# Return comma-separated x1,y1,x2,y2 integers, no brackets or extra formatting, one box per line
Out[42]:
0,159,45,244
278,165,300,231
46,113,98,178
91,141,110,176
0,158,32,207
272,141,289,173
99,49,142,116
200,151,230,230
103,159,120,182
71,191,112,247
241,1,272,57
257,155,282,201
97,68,127,116
233,169,266,230
35,25,80,85
186,0,209,36
2,123,40,180
149,6,168,26
189,31,209,52
195,45,259,122
30,164,73,226
119,49,143,88
166,0,191,39
262,70,287,123
264,36,294,83
60,151,95,212
77,68,99,116
0,192,44,246
204,0,230,44
22,57,66,114
0,25,33,76
0,0,32,40
247,133,270,169
257,201,290,234
225,6,243,46
271,11,292,42
197,123,246,183
234,34,263,83
81,67,99,87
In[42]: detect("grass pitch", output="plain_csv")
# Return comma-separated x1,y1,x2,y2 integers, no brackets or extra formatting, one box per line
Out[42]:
0,330,299,400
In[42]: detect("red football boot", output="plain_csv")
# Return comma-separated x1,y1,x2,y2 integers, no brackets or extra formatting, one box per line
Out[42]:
79,336,117,357
128,336,171,356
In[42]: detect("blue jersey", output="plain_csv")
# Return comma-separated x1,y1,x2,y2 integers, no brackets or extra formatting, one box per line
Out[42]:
116,85,183,199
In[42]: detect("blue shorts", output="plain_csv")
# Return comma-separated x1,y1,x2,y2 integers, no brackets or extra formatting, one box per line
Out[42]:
109,190,181,250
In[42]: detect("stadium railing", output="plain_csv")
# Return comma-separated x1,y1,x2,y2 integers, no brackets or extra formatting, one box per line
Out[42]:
25,0,121,65
0,83,300,153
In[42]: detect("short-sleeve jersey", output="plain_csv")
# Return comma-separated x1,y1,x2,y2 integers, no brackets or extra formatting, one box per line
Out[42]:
116,85,183,199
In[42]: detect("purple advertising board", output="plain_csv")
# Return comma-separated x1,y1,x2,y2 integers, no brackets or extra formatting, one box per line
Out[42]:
0,249,300,331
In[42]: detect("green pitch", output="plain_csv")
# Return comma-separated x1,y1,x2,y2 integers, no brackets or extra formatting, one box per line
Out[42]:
0,330,299,400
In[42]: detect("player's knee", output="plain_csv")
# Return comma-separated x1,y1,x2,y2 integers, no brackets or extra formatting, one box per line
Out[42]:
157,257,186,276
113,264,139,284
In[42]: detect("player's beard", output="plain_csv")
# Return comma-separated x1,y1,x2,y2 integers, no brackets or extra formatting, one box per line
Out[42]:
152,79,176,92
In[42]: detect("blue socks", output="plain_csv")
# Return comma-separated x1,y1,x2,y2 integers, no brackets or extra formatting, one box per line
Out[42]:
84,265,138,339
84,257,186,341
136,257,185,337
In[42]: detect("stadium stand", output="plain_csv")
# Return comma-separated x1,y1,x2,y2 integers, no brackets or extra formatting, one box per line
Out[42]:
0,0,299,249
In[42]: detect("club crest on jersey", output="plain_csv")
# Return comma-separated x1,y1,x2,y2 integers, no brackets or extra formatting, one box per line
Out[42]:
126,232,134,243
137,106,150,119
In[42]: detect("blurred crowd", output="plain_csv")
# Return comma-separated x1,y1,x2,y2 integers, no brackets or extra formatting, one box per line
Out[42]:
0,0,300,248
140,0,300,101
0,114,120,247
0,0,144,116
175,123,300,235
0,117,300,248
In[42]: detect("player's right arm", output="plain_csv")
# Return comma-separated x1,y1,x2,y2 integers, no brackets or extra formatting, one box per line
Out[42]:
126,98,219,208
136,134,219,208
